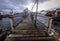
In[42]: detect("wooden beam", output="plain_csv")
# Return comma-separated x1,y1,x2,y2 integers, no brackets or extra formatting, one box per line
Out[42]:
47,17,53,33
10,15,14,33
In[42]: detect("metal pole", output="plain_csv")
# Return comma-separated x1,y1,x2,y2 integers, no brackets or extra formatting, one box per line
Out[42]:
35,0,38,27
30,0,36,23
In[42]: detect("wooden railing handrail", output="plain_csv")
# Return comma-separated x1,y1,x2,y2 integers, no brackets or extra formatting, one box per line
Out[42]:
31,15,60,41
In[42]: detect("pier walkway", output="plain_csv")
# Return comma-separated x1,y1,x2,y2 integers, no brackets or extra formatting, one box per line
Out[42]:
5,16,56,41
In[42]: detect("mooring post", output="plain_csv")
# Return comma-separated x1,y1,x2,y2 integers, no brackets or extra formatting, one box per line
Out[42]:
48,17,53,34
10,15,14,33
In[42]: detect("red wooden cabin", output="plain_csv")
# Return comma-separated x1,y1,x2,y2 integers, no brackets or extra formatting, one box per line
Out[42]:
45,8,60,17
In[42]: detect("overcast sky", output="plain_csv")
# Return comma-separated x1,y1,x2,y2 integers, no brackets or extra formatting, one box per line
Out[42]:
0,0,60,12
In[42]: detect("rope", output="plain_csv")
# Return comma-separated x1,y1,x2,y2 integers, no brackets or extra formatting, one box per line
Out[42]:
31,0,37,11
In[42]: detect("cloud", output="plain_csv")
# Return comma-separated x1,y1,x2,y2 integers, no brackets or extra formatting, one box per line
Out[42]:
0,0,60,12
28,0,60,12
0,0,34,12
0,0,29,12
38,0,49,3
10,0,31,5
32,0,49,3
38,0,60,10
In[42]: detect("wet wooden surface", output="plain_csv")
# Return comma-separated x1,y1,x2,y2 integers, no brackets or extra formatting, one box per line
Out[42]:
5,16,55,41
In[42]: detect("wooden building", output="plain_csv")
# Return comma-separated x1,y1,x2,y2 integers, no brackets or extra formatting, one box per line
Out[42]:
45,8,60,17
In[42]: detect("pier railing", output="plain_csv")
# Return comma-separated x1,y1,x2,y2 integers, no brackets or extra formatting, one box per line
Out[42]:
6,14,60,41
31,15,60,41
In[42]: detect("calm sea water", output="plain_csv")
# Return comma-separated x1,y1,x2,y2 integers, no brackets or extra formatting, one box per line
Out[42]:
37,16,60,29
0,17,23,30
0,15,60,31
37,16,48,27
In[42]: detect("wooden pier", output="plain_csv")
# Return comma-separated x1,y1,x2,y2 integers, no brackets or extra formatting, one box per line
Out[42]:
5,15,58,41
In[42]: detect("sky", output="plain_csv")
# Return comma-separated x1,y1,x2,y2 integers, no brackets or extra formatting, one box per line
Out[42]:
0,0,60,12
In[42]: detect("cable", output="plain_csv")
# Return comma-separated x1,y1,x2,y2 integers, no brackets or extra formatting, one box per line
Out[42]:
31,0,37,11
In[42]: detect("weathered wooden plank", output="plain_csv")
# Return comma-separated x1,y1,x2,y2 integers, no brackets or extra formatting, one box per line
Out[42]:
5,34,55,41
5,15,56,41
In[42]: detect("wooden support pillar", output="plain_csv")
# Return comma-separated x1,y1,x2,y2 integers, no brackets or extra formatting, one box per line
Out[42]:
48,17,53,33
10,15,14,33
47,17,60,41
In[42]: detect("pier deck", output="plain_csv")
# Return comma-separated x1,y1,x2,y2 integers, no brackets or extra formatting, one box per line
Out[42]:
5,16,56,41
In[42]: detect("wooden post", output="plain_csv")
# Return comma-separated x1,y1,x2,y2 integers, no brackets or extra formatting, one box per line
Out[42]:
48,17,53,33
10,15,14,33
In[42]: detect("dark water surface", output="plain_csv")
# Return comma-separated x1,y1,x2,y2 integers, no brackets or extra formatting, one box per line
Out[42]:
0,17,23,31
37,16,60,31
0,16,60,31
